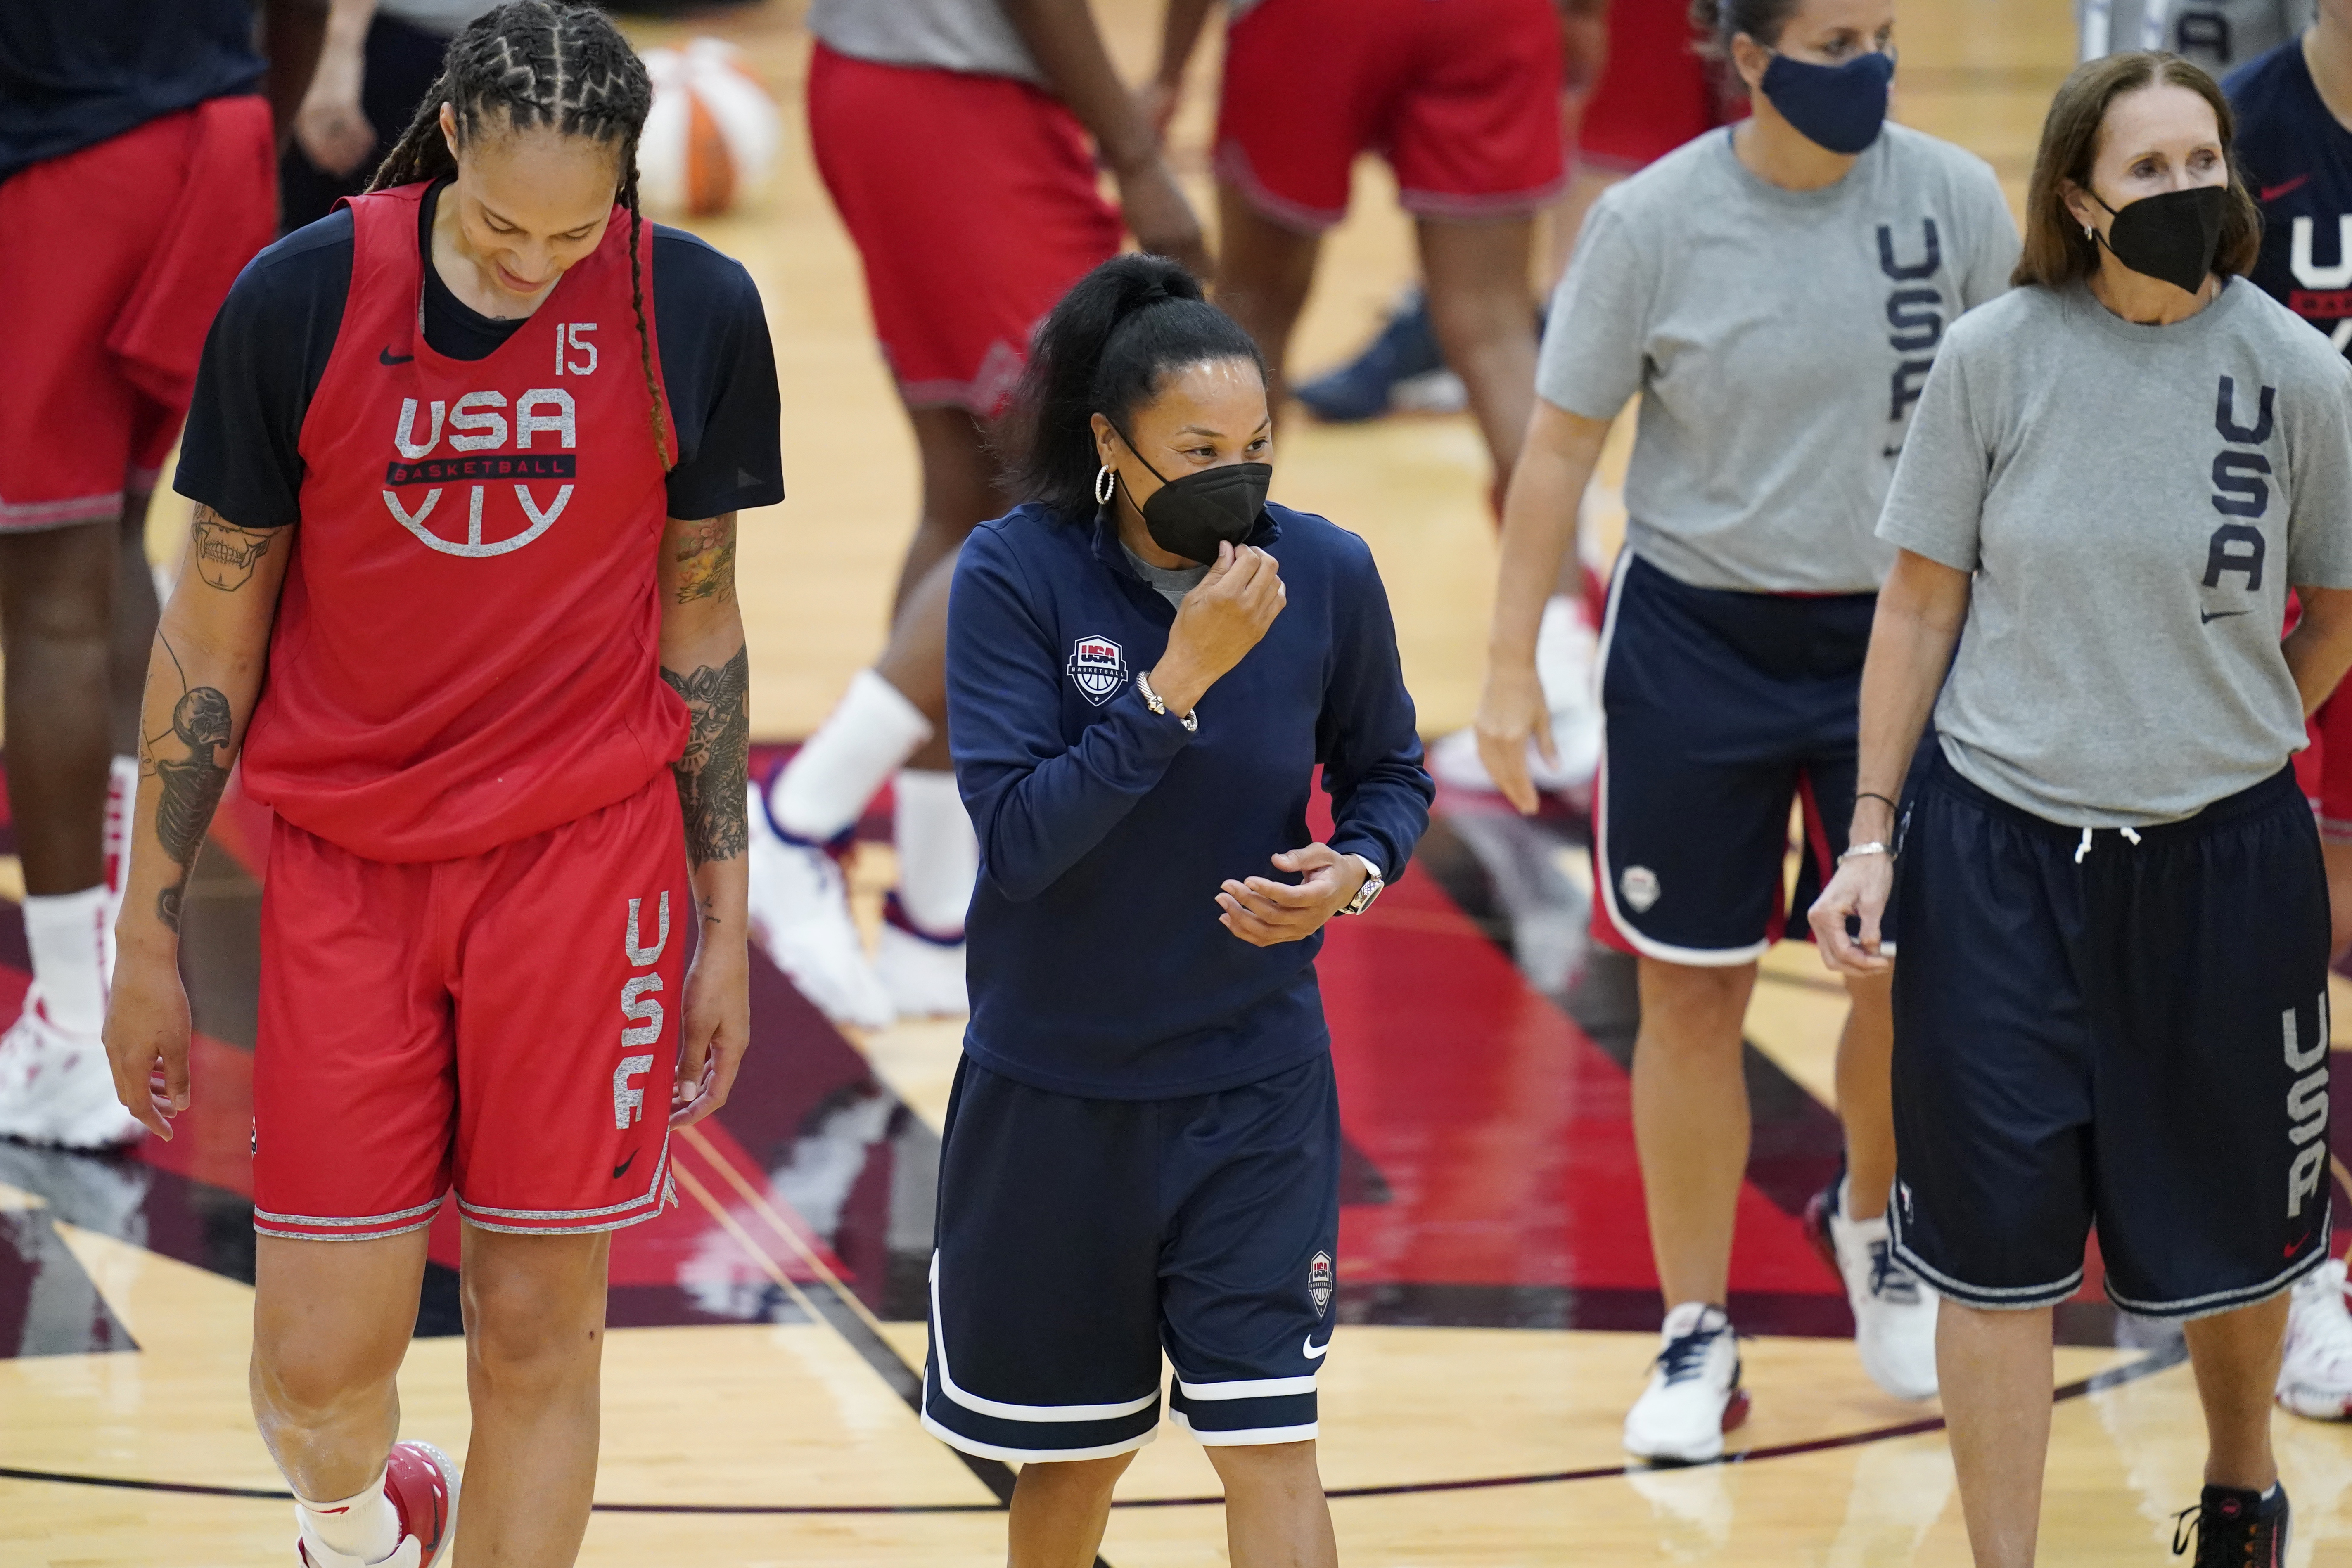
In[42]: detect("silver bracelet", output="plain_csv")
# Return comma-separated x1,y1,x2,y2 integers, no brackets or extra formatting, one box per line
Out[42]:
1839,841,1890,863
1136,671,1197,733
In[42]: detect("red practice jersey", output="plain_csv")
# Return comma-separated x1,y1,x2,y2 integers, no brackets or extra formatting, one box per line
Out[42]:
239,182,688,862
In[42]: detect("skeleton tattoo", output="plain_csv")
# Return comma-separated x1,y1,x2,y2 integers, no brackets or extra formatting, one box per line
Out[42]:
191,508,274,592
662,645,749,869
150,683,233,931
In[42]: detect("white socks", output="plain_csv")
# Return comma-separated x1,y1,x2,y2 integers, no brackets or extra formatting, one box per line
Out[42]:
103,753,137,898
892,770,978,938
24,886,109,1035
296,1471,399,1564
768,669,933,843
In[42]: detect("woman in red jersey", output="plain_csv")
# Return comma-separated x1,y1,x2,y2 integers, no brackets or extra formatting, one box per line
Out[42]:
101,5,776,1563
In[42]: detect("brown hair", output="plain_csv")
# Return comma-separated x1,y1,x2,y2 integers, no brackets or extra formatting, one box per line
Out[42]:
1686,0,1802,60
2014,50,2260,289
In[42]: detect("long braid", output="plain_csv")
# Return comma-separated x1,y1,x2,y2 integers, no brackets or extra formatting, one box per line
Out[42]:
363,1,669,467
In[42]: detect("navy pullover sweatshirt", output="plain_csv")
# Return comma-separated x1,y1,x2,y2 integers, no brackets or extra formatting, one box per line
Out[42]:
947,500,1433,1099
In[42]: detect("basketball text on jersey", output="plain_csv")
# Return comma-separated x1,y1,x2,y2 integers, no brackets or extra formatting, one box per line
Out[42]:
616,892,670,1130
383,388,579,557
2284,989,2330,1218
2204,375,2277,609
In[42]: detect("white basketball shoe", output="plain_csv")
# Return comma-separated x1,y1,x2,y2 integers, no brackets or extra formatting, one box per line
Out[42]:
0,988,142,1149
1623,1302,1750,1464
1429,594,1602,799
746,782,895,1030
1807,1175,1939,1402
2278,1257,2352,1420
874,902,967,1019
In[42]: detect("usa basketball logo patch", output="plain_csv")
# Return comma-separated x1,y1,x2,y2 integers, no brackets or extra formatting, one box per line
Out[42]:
1309,1251,1335,1317
1066,635,1128,706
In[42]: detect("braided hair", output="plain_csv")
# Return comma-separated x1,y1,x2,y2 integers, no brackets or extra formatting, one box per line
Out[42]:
371,0,669,467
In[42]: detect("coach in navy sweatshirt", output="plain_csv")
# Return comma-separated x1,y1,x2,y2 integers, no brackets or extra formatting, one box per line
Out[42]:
923,256,1429,1559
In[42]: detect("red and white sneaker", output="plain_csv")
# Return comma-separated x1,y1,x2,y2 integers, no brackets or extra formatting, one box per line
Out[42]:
295,1440,460,1567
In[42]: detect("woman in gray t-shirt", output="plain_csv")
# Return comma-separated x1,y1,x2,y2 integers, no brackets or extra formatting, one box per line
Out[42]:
1811,52,2352,1564
1473,0,2017,1462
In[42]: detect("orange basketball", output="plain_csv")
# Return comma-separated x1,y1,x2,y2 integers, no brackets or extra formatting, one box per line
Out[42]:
638,39,780,219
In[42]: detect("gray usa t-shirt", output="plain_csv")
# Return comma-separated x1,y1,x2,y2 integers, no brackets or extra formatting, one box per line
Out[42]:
1538,124,2019,593
1879,278,2352,827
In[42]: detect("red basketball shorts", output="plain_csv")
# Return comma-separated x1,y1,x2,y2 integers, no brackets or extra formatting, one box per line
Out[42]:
1577,1,1738,173
251,774,690,1242
806,43,1121,419
1215,0,1567,232
2296,686,2352,845
0,94,275,530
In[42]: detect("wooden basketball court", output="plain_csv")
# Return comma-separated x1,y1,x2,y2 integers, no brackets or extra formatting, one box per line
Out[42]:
12,1,2352,1563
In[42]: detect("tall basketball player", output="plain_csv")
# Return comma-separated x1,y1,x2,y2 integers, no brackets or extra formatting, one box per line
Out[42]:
1814,52,2352,1565
1477,0,2018,1459
747,0,1209,1029
2224,0,2352,1425
0,0,294,1149
101,5,778,1562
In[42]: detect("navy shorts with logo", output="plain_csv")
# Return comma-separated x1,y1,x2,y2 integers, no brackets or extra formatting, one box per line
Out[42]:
921,1053,1341,1462
1594,552,1891,964
1889,748,2333,1318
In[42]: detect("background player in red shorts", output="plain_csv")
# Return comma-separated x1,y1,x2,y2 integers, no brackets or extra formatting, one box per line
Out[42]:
101,5,774,1561
745,0,1211,1031
0,0,306,1150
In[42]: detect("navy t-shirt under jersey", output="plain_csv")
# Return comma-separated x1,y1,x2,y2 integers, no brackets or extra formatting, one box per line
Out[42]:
947,500,1433,1100
2228,40,2352,355
0,0,263,182
177,178,785,529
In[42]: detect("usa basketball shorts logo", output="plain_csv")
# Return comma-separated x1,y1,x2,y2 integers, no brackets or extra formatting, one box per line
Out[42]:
1309,1251,1335,1317
1066,635,1128,706
1619,865,1662,914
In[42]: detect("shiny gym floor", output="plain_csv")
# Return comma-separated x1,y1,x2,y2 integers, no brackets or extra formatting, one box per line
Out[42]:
14,1,2352,1562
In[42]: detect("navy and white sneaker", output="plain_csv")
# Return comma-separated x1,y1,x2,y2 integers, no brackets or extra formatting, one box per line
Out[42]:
1293,289,1446,423
1624,1302,1750,1465
1804,1175,1939,1402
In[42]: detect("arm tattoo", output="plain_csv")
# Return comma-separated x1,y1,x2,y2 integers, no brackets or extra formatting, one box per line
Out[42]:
191,505,277,592
661,645,750,867
671,515,737,605
146,638,234,931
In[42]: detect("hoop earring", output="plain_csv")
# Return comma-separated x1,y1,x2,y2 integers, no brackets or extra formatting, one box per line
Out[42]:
1095,464,1117,506
2084,223,2096,240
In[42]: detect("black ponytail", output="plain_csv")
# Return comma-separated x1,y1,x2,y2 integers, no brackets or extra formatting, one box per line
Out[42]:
370,1,668,468
999,254,1266,515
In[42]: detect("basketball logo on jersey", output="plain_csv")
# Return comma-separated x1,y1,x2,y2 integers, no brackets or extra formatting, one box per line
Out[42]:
1619,865,1662,914
1066,635,1128,706
1308,1251,1334,1317
382,388,579,558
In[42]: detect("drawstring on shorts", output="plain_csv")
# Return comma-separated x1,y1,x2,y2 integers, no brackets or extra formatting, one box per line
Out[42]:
2074,825,2144,864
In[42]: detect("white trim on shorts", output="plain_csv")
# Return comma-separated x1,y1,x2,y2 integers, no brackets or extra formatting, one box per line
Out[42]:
1591,553,1772,968
454,1137,673,1225
252,1196,444,1240
928,1253,1162,1422
1169,1408,1320,1447
920,1409,1162,1465
1890,1237,2084,1311
1175,1372,1319,1400
2105,1238,2331,1323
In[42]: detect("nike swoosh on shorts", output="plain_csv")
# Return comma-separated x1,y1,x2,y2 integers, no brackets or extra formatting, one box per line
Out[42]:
1303,1334,1332,1360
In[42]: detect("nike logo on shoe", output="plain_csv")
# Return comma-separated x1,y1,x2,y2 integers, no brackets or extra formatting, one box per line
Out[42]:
2202,609,2253,623
2261,175,2312,202
612,1150,637,1180
379,347,415,365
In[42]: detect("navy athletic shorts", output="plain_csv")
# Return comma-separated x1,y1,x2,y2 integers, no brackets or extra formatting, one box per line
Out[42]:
1594,551,1889,964
921,1053,1341,1462
1889,748,2333,1318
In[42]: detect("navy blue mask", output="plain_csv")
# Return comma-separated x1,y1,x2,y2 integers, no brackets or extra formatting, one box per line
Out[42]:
1759,48,1894,156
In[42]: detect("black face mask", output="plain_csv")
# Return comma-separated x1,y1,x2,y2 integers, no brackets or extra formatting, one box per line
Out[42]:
1109,429,1271,565
2091,184,2229,296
